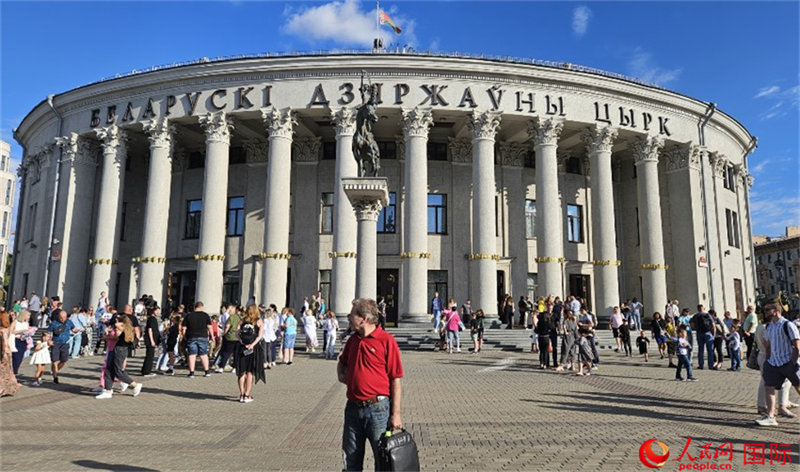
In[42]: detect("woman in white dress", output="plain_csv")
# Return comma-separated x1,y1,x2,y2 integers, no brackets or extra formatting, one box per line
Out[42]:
302,309,318,353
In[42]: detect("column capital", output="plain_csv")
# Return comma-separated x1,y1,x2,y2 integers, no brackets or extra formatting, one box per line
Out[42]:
331,107,357,136
401,107,434,139
663,143,702,173
632,135,664,165
707,151,728,177
448,137,472,163
497,141,527,167
243,139,268,163
582,125,618,155
143,118,176,150
96,125,128,151
199,112,234,144
468,110,502,141
733,164,754,188
262,107,296,140
293,136,321,162
528,117,564,146
352,200,384,222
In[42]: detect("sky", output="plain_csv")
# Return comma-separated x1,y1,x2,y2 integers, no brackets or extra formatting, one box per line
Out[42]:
1,0,798,239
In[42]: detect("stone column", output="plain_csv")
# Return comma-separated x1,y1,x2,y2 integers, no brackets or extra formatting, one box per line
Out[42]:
344,179,389,300
260,108,296,308
400,107,433,324
584,126,620,319
330,108,358,320
469,111,501,323
137,119,175,303
88,125,127,302
529,118,565,299
195,112,233,311
633,135,668,313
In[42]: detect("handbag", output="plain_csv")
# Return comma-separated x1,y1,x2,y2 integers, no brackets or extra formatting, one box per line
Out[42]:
746,344,760,370
378,429,420,472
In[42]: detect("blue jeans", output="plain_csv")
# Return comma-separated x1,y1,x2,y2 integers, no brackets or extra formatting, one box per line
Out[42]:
325,332,337,358
731,348,741,370
433,310,442,331
631,313,642,331
69,333,83,358
676,354,693,379
156,338,170,370
696,332,715,369
446,329,460,350
342,397,390,471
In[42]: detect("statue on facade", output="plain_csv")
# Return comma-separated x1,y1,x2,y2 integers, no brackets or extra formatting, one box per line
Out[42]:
353,70,381,177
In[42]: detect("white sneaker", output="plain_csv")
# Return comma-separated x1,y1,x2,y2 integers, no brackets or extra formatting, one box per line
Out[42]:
755,416,778,427
119,382,129,393
215,368,224,373
132,383,143,397
95,390,113,399
457,348,462,352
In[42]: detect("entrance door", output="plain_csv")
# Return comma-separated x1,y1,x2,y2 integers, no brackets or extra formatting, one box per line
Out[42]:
174,271,197,309
733,278,744,318
377,269,399,327
569,274,591,310
496,270,506,314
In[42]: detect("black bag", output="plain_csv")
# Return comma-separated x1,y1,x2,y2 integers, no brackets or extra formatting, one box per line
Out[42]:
378,429,420,472
702,314,715,333
746,343,760,370
51,322,67,337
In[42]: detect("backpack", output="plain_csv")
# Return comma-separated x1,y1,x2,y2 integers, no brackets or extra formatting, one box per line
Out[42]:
702,313,715,333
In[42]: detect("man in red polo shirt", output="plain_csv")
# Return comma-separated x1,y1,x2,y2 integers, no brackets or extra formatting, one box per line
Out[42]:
338,298,404,471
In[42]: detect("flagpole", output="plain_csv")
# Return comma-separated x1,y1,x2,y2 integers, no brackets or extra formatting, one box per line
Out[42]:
376,0,380,51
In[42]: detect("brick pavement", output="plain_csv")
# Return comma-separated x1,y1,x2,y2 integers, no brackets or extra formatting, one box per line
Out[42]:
1,346,798,472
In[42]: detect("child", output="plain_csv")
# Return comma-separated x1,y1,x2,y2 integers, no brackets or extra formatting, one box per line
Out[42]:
575,327,594,376
670,327,696,381
727,319,742,371
619,323,632,357
29,332,52,386
322,312,339,360
636,330,650,362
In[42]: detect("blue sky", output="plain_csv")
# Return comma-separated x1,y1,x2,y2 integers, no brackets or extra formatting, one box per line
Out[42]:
1,0,798,237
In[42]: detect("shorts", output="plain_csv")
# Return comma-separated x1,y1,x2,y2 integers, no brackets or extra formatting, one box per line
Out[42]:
50,343,70,363
283,334,297,349
471,331,483,341
762,361,800,389
612,328,620,338
654,334,667,345
186,337,210,356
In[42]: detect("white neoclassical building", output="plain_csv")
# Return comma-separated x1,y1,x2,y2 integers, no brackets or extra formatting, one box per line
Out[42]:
0,139,16,285
9,52,758,324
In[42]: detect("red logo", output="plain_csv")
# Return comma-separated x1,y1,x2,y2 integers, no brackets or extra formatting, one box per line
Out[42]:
640,439,670,469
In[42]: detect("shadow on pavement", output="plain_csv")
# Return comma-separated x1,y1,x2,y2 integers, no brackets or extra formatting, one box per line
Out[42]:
73,460,160,471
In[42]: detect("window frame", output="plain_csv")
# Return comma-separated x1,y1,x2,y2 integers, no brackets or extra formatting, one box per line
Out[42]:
226,196,245,237
377,192,397,234
185,199,202,239
320,193,334,234
427,193,448,235
566,204,584,243
525,199,536,239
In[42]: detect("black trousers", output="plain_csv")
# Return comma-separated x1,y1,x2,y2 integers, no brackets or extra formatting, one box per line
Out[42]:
216,339,238,369
538,336,551,367
549,332,559,366
105,346,134,389
141,344,156,375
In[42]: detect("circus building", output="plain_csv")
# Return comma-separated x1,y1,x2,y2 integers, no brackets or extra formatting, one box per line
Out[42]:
9,51,758,324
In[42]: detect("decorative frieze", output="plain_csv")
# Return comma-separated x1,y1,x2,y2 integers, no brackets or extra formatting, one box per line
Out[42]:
262,107,296,139
448,138,472,163
593,259,622,266
528,117,564,146
401,107,434,138
257,252,292,260
641,263,669,270
468,110,502,141
632,135,664,165
199,112,234,144
400,252,431,259
244,139,268,163
497,142,527,167
535,256,566,263
194,254,226,261
292,136,321,162
329,251,357,259
132,256,167,264
469,253,501,261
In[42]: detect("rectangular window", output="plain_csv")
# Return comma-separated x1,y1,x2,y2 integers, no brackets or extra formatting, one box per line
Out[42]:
566,157,582,175
377,141,397,160
321,193,334,234
427,142,448,161
226,196,245,236
229,146,246,165
726,209,740,248
567,204,583,243
4,180,11,205
787,251,793,261
188,151,205,169
119,203,127,241
427,194,447,234
185,199,202,239
378,192,396,233
635,207,641,246
1,211,7,238
223,271,240,305
769,270,773,279
322,142,337,160
319,270,331,305
723,165,736,191
26,203,37,242
527,273,538,300
789,267,794,277
524,150,535,169
427,270,448,308
525,199,536,239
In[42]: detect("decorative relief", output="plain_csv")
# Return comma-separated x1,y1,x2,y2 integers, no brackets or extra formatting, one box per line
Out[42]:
143,118,175,150
194,254,226,261
132,256,167,264
401,107,434,138
352,200,383,221
331,107,357,136
55,133,80,161
89,258,118,265
448,138,472,163
556,151,570,173
593,259,621,266
536,256,566,263
582,126,618,155
329,251,357,259
292,136,321,163
243,139,268,164
257,252,292,260
641,263,669,270
199,112,234,144
262,107,296,140
497,142,527,167
96,125,128,171
632,135,664,165
528,117,564,146
76,138,100,167
468,110,502,141
469,253,501,261
664,143,702,173
400,252,431,259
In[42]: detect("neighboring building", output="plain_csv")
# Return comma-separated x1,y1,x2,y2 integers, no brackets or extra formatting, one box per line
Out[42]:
755,226,800,314
10,52,757,325
0,139,15,287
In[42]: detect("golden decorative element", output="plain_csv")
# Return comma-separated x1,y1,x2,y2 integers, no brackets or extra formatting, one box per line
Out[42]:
593,259,622,266
194,254,226,261
469,253,501,261
89,259,118,265
535,257,566,263
400,252,431,259
257,252,292,260
641,263,669,270
132,256,167,263
329,251,357,259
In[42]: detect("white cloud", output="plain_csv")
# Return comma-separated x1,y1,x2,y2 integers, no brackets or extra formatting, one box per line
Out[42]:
282,0,415,48
750,195,800,235
750,158,771,175
627,48,681,86
754,83,800,120
572,6,591,37
754,85,780,98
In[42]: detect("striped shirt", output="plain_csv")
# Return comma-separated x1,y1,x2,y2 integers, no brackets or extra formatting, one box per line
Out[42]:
765,317,800,367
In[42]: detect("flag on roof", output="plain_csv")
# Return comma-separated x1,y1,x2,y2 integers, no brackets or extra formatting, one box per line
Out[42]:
379,10,402,35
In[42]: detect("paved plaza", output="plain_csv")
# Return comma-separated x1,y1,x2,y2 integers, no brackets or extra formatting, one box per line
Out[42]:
2,344,798,472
